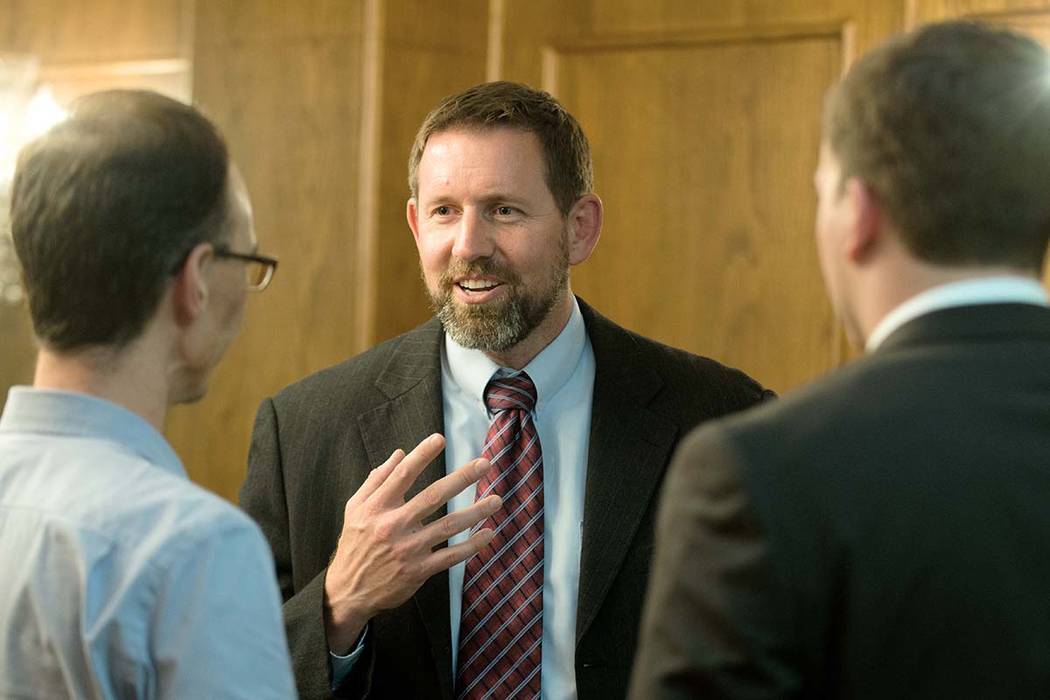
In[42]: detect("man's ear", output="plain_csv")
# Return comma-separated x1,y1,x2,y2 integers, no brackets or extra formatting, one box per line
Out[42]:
171,242,214,327
566,193,603,266
843,178,883,264
407,197,422,247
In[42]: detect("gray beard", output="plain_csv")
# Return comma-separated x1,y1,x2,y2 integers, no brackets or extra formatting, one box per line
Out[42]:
426,241,569,353
434,272,566,352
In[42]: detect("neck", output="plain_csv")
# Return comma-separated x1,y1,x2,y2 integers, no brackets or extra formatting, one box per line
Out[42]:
482,290,574,370
856,261,1040,346
33,341,171,432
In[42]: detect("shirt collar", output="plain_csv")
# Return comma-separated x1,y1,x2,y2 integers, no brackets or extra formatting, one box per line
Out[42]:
444,296,588,411
0,387,185,477
866,275,1050,352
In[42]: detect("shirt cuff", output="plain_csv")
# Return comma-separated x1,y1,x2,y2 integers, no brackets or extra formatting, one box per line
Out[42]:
329,623,369,691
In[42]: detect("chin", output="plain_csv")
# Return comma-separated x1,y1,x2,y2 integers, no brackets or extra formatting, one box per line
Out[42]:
170,372,210,405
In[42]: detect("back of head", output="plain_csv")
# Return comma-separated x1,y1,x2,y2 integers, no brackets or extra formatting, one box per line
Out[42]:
11,89,230,352
825,21,1050,272
408,81,592,215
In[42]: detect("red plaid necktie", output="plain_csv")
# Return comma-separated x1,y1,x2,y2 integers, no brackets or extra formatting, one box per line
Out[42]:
456,371,544,699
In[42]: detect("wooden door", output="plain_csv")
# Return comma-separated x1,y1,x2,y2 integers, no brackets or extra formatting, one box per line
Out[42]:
492,0,904,393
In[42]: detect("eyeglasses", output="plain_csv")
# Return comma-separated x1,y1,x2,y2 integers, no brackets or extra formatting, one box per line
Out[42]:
214,245,278,292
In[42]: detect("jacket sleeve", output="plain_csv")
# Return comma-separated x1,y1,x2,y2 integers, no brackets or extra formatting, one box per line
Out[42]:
628,424,802,700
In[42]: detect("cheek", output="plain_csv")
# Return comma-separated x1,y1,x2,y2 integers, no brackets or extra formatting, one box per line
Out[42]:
415,233,450,271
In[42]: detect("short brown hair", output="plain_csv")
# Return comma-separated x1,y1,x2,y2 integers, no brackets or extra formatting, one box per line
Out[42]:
825,21,1050,271
408,81,592,215
12,89,230,351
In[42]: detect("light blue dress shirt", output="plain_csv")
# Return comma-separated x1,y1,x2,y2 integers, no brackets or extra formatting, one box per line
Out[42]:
442,297,595,700
0,388,296,699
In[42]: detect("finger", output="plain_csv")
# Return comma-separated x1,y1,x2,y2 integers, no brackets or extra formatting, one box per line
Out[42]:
421,528,496,578
373,433,446,504
414,494,502,549
403,457,492,523
346,448,405,512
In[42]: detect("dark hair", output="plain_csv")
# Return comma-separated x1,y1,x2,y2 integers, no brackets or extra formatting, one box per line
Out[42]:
11,89,230,351
408,81,592,215
825,21,1050,271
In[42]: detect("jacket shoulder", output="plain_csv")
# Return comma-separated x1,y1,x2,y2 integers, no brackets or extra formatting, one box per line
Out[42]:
270,320,440,409
580,298,774,415
630,328,773,405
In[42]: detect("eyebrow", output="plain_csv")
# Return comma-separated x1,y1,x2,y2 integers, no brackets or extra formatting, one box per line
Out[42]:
423,191,529,206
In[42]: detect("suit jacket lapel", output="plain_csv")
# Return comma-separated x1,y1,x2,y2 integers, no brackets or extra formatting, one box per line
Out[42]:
575,300,678,643
357,319,455,700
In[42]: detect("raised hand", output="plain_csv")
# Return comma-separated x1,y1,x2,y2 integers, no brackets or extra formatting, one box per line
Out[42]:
323,433,501,653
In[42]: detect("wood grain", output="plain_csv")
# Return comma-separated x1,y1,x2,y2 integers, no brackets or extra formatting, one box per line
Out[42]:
0,0,187,62
551,27,844,392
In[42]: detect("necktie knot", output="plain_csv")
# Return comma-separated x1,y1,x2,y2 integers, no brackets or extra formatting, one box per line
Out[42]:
484,372,537,414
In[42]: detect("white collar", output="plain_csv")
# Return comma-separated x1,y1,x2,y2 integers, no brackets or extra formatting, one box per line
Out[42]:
866,275,1049,352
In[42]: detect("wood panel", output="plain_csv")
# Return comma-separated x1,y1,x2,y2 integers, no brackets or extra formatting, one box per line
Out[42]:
548,26,844,391
0,300,35,405
908,0,1050,26
0,0,188,62
165,1,367,501
496,0,904,393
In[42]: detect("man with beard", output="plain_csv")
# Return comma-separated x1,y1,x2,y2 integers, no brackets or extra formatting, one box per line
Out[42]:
241,81,773,699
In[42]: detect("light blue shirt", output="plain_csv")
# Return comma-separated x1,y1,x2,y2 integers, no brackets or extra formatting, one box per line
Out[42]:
442,297,595,700
866,275,1050,351
0,388,296,699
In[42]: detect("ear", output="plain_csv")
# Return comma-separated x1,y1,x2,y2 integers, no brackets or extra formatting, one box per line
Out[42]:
566,193,603,266
171,242,214,327
407,197,422,248
842,178,883,264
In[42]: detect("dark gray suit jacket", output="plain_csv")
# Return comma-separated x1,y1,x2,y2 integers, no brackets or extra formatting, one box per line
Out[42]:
631,303,1050,699
242,299,773,699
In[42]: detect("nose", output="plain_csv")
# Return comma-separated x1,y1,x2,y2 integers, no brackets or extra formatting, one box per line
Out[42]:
450,209,495,262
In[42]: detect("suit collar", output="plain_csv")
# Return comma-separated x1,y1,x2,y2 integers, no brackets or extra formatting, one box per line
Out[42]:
373,317,444,399
575,298,678,642
877,302,1050,354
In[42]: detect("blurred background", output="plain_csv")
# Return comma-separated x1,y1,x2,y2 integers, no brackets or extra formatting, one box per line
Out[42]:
1,0,1048,501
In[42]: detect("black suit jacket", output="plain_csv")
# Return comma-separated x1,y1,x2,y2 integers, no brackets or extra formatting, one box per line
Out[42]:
631,303,1050,699
242,299,773,699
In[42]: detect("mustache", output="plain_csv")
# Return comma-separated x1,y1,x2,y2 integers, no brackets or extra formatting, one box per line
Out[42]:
437,258,522,290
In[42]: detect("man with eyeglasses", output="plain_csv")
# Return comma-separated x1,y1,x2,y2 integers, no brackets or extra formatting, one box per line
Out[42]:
0,89,294,697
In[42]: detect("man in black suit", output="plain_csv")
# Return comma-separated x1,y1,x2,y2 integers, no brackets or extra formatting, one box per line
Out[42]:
241,81,772,699
631,21,1050,699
